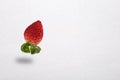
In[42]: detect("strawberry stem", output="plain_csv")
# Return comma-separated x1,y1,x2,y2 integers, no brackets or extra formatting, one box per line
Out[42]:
21,42,41,54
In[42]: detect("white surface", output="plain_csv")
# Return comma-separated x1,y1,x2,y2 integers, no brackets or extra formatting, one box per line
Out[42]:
0,0,120,80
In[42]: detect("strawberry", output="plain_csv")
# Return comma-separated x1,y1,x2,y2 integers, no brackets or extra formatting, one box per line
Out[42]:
21,20,43,54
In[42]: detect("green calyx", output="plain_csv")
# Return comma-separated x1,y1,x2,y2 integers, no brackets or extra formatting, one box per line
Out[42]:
21,42,41,54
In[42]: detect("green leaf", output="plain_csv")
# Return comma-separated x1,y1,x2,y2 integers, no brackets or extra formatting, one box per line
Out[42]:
21,42,31,53
29,46,41,54
21,42,41,54
34,46,41,53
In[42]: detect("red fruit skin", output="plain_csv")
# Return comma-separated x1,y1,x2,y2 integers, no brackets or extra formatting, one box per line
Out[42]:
24,20,43,45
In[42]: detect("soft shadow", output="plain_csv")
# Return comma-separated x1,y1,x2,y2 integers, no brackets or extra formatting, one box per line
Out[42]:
16,57,33,64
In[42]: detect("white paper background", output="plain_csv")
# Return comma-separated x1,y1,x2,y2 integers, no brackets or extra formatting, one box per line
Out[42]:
0,0,120,80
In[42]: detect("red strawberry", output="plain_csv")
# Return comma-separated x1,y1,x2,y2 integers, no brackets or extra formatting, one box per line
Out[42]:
24,20,43,45
21,20,43,54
